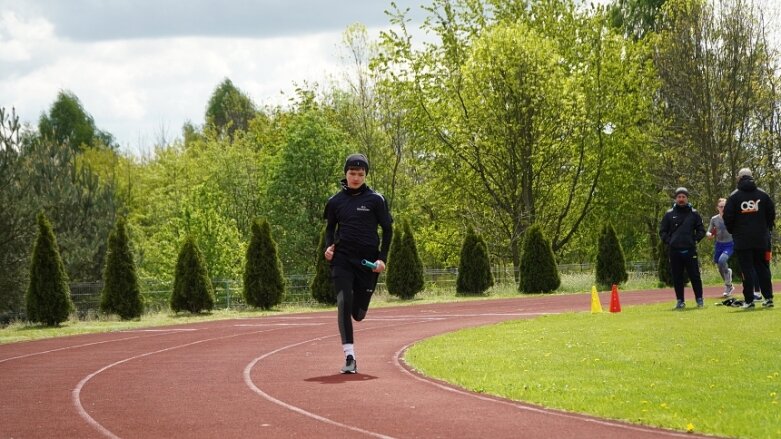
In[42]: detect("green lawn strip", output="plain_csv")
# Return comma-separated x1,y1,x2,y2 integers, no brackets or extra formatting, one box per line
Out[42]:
405,302,781,439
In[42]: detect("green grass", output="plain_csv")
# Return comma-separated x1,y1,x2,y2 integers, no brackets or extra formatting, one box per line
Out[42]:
405,301,781,439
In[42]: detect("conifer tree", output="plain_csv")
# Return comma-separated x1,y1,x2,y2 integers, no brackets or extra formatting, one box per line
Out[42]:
243,218,285,310
518,224,560,293
170,236,215,313
310,227,336,305
595,223,628,288
100,218,143,319
26,212,74,326
386,220,425,300
456,227,493,295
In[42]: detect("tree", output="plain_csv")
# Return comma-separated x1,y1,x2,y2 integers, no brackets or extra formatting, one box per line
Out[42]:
310,227,336,305
456,227,494,295
243,219,285,310
657,240,674,287
170,236,215,313
519,224,560,294
38,90,115,150
205,78,256,141
99,217,143,320
595,223,629,288
386,220,424,300
25,213,74,326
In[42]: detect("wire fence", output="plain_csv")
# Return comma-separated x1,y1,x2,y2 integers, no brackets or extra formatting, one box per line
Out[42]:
67,261,659,316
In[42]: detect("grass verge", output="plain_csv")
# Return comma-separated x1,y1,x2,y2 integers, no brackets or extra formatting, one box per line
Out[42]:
404,301,781,439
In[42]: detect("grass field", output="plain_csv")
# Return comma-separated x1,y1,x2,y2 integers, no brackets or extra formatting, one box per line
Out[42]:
405,301,780,439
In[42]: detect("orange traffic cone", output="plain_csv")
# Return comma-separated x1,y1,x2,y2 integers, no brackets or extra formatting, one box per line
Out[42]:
609,284,621,313
590,285,603,313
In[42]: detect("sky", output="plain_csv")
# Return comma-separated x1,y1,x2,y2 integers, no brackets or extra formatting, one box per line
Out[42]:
0,0,423,155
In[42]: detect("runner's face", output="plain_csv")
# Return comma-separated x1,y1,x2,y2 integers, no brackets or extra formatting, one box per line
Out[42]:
675,194,688,206
346,168,366,189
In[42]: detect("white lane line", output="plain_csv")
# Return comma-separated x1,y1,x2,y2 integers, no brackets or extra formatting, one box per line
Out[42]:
73,328,280,438
243,321,435,439
392,342,697,439
234,323,326,327
0,336,142,364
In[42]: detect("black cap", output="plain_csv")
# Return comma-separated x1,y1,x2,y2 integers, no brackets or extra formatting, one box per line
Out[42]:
344,153,369,174
674,187,689,197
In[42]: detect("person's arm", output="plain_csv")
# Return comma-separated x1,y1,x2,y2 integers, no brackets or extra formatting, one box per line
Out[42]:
706,217,716,239
659,213,670,245
376,196,393,263
765,191,776,232
323,199,337,249
723,198,736,234
693,212,706,243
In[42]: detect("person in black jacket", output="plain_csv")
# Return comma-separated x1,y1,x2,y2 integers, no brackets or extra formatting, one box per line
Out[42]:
659,187,706,309
723,168,775,309
323,153,393,373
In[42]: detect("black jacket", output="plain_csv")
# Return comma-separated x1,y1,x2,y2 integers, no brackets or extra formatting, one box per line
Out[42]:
659,203,706,250
323,180,393,262
723,177,775,250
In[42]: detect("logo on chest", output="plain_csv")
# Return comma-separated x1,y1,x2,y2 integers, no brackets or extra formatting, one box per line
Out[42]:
357,205,371,212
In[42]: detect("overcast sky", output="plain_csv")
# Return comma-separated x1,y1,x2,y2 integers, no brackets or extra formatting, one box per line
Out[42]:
0,0,422,155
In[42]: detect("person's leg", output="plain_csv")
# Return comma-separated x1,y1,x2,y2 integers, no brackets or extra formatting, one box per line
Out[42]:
332,266,356,345
752,248,773,300
735,249,755,303
684,250,704,302
352,270,379,322
669,250,686,303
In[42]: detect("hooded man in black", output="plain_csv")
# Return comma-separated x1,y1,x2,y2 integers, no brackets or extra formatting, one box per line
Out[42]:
323,153,393,373
659,187,706,309
723,168,775,309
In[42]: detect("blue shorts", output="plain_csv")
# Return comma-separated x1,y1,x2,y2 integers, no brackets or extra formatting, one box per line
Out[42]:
713,241,734,264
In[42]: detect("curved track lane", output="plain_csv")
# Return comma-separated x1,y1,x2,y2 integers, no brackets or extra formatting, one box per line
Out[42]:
1,287,735,438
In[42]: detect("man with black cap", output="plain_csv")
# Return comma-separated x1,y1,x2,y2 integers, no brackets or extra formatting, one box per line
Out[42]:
323,153,393,373
723,168,775,309
659,187,707,309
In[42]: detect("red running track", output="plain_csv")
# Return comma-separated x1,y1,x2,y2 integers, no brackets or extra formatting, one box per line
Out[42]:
1,287,732,438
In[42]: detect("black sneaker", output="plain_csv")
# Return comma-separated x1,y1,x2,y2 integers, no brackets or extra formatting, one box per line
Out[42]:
674,300,685,310
740,302,755,310
341,355,357,374
762,299,774,308
696,298,704,308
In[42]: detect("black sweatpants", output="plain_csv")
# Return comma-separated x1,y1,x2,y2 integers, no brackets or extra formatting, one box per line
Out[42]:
332,264,379,344
669,248,703,302
735,248,773,303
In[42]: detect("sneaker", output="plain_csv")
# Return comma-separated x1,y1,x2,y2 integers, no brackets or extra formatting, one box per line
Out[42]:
696,298,704,308
722,284,734,297
754,293,763,301
341,355,357,374
740,302,755,310
674,300,685,310
762,299,774,308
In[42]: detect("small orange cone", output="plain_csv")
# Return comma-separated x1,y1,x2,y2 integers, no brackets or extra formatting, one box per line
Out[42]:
609,284,621,313
590,286,603,313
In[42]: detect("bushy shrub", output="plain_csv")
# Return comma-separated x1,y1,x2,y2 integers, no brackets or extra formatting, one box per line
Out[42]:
386,220,424,300
310,227,336,305
243,218,285,310
100,218,143,319
595,223,628,288
518,224,560,294
171,236,215,313
25,212,74,326
456,227,493,295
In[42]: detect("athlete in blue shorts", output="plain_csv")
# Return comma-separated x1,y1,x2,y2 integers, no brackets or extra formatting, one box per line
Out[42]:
707,198,735,297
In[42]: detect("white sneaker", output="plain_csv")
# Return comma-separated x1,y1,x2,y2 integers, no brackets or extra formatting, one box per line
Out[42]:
722,284,734,297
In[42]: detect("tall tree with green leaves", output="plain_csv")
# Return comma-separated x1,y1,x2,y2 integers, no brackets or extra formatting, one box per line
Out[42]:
386,220,424,300
38,90,115,150
456,227,493,295
310,227,336,305
26,213,74,326
205,78,256,141
519,224,560,294
170,236,215,314
243,218,285,310
100,217,143,320
595,223,629,288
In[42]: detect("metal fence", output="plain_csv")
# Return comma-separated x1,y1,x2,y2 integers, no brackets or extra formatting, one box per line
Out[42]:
66,261,658,316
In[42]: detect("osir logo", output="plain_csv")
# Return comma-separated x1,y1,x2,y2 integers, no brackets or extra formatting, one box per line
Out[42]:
740,199,761,213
